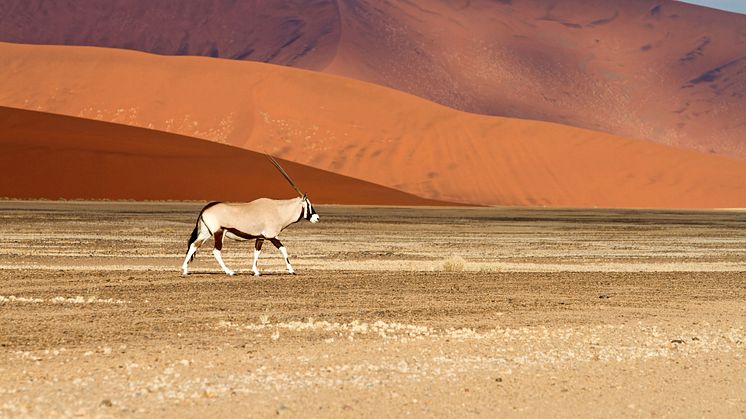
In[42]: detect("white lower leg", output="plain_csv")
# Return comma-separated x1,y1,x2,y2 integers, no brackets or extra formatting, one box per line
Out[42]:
212,249,235,276
252,249,261,276
279,246,295,274
182,244,198,275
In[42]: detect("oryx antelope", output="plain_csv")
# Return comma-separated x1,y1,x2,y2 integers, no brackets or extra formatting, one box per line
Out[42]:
181,155,319,276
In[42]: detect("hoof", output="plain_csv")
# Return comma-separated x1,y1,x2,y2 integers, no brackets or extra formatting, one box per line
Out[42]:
289,271,297,276
226,271,236,277
253,272,261,277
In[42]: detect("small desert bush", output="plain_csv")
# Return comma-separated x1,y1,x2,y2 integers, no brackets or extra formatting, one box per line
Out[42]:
441,255,466,272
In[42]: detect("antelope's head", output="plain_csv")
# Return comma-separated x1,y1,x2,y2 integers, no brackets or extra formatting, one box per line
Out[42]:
301,195,319,223
266,154,320,224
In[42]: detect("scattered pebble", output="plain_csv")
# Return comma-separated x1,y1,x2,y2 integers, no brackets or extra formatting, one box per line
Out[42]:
275,404,289,415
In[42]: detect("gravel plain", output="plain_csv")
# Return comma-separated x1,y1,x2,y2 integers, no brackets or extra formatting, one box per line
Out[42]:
0,201,745,417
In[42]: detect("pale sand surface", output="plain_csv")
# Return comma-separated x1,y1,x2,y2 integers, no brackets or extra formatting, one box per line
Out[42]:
0,201,744,417
3,42,746,207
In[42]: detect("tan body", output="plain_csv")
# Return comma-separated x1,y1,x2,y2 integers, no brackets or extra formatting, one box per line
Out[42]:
204,198,304,240
182,196,319,276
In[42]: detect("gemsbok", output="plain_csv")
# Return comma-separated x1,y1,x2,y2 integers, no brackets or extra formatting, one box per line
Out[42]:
181,155,319,276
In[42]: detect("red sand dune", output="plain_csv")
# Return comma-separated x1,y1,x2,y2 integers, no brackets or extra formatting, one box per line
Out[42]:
2,42,746,208
0,106,448,205
2,0,745,157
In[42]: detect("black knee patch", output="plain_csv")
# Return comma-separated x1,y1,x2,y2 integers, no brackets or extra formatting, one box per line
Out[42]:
214,231,224,251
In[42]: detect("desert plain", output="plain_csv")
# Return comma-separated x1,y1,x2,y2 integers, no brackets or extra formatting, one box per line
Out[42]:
0,200,744,417
2,1,746,417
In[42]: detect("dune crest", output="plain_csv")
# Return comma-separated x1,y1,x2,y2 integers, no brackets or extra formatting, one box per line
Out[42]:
1,42,746,208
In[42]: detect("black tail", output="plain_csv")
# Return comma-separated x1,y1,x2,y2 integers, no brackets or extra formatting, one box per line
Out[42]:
186,201,221,262
187,223,200,261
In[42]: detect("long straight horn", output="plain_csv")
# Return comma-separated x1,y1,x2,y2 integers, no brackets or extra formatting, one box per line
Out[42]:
265,154,305,197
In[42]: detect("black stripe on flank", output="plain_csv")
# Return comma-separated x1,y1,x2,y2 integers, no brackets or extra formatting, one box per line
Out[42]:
226,227,261,240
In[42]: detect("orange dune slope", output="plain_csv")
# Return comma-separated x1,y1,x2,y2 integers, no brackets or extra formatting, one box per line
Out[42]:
2,42,746,208
0,106,448,205
2,0,745,158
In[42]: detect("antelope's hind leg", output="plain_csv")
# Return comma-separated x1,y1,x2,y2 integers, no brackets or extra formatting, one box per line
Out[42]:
269,238,296,275
212,230,235,276
182,222,212,276
252,239,264,276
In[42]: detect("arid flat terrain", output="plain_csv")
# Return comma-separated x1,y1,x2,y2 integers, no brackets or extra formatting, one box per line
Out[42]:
1,201,745,417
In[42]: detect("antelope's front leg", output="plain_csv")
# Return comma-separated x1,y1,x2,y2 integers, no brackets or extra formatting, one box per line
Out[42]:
212,230,235,276
269,238,295,275
252,239,264,276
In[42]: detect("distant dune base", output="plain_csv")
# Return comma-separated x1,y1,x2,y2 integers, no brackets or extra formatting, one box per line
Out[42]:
0,106,450,205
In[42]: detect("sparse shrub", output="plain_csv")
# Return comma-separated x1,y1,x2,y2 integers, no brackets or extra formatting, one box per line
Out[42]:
442,255,466,272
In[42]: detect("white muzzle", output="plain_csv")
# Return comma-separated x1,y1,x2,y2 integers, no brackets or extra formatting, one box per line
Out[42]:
310,214,320,223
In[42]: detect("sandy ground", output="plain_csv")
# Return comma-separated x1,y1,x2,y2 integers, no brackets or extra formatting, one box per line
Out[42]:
0,201,744,417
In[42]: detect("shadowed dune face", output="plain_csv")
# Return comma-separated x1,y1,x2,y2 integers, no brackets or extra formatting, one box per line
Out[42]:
1,0,745,157
327,0,746,158
0,106,449,205
0,0,341,69
2,43,746,208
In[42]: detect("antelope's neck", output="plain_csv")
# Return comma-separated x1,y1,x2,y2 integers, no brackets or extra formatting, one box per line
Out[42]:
278,197,304,228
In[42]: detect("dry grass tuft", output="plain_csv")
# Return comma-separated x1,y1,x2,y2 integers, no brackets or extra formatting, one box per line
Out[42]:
441,255,466,272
